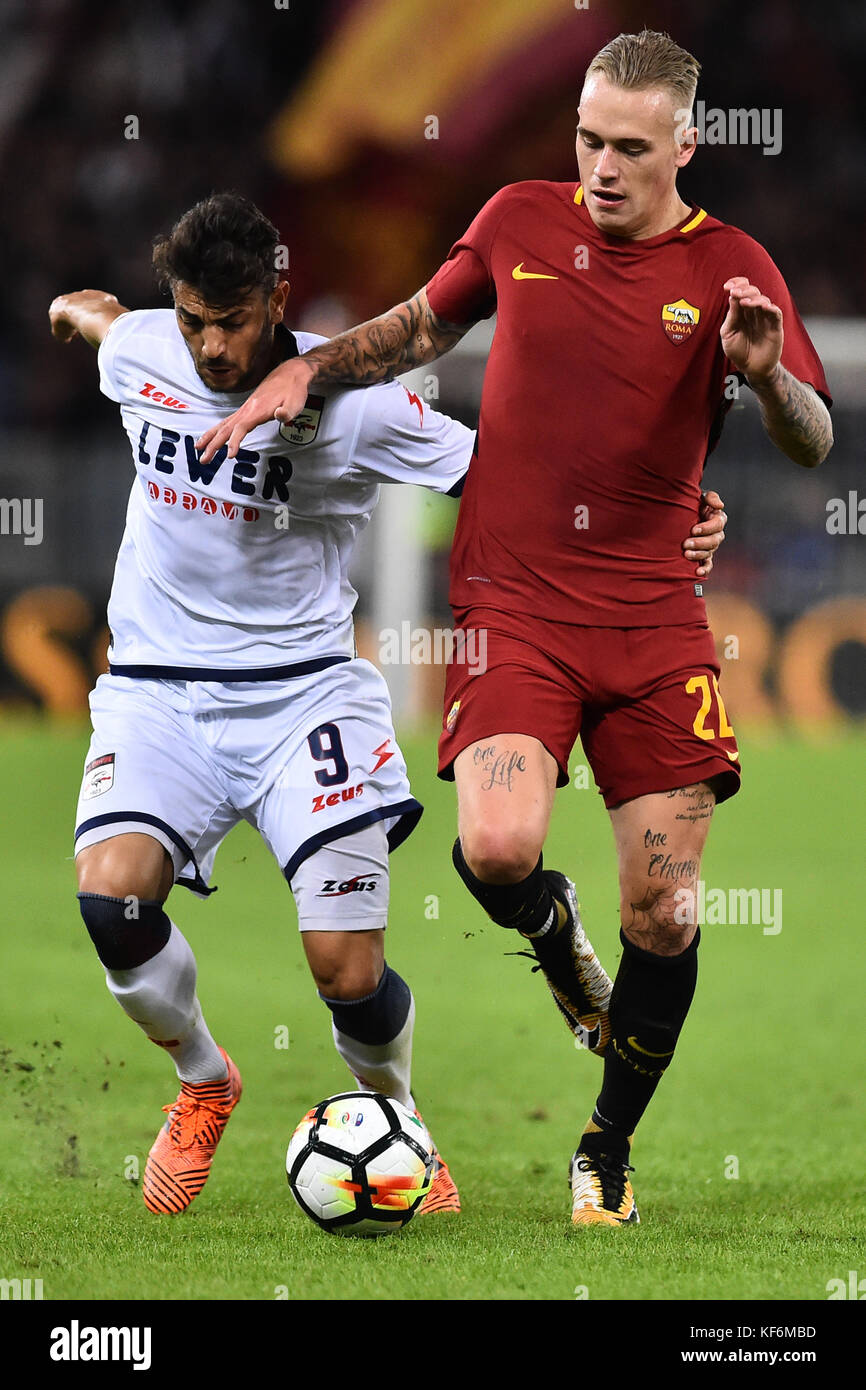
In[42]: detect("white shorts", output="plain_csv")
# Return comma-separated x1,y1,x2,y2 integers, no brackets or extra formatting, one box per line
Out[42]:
73,659,422,909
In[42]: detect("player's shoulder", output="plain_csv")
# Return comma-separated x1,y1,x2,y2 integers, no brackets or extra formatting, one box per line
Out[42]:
107,306,177,337
287,329,403,422
100,307,179,356
483,179,577,212
292,329,329,355
689,210,780,272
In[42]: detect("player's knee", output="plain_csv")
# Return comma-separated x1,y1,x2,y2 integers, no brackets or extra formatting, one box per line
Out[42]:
76,837,172,901
77,893,172,969
305,929,385,1001
460,825,540,884
619,880,696,954
313,959,382,1001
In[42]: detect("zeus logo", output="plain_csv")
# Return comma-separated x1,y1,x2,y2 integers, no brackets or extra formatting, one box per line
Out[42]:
311,784,364,813
317,875,381,897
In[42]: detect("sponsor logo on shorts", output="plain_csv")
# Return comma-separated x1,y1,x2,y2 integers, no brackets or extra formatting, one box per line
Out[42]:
370,739,394,773
311,784,364,813
82,753,115,799
661,298,701,344
445,699,460,731
317,874,381,898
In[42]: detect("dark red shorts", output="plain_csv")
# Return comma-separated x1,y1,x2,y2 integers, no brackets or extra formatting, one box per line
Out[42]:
437,607,741,808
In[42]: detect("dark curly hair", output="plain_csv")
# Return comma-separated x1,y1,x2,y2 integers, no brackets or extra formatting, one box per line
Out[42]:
152,192,281,305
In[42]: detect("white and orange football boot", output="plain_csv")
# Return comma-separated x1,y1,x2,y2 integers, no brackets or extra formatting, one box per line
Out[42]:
518,871,612,1056
142,1047,242,1214
569,1148,639,1227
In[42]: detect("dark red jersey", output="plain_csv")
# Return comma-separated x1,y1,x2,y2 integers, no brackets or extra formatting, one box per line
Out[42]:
425,181,830,626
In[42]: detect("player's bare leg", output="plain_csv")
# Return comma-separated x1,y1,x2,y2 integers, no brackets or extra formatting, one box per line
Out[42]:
76,833,241,1213
295,838,458,1214
452,735,612,1050
570,780,718,1226
455,733,556,884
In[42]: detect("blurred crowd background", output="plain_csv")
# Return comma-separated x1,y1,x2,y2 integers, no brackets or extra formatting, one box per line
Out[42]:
0,0,863,724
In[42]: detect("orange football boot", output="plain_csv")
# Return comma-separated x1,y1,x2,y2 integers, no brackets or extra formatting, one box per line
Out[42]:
142,1048,242,1214
413,1110,461,1215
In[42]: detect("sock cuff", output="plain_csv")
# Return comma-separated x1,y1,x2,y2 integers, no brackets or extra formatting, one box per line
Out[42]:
320,964,412,1046
618,925,701,967
452,838,549,930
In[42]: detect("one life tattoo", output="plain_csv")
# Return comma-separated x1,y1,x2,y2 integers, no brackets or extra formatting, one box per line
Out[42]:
473,744,527,792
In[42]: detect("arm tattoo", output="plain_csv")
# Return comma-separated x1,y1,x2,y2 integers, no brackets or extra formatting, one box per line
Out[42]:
299,291,472,391
748,364,833,467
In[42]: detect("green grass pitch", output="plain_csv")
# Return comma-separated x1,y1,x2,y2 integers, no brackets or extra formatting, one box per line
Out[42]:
1,720,863,1302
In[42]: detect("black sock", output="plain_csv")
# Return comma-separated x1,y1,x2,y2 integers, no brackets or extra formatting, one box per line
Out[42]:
585,928,701,1153
452,839,557,934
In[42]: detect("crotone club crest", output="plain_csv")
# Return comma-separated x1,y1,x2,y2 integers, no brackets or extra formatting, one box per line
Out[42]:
279,394,325,445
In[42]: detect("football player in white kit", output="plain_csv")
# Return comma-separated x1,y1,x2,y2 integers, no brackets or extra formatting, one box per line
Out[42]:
50,193,726,1220
48,193,478,1218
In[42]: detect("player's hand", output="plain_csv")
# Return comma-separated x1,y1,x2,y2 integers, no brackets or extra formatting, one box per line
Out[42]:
683,489,726,577
720,276,783,384
49,290,123,347
196,357,316,461
49,295,82,343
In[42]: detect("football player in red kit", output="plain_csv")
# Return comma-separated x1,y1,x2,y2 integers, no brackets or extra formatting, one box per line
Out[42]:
199,31,832,1225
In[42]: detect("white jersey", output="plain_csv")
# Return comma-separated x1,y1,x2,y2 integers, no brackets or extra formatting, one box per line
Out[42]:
97,309,473,676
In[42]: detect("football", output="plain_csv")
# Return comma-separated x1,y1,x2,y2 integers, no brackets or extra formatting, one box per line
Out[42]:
285,1091,435,1236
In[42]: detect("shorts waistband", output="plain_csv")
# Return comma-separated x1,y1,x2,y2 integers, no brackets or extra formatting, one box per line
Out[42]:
108,655,352,681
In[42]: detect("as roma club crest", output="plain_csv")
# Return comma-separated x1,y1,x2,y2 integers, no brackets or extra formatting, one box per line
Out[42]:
661,299,701,344
279,394,324,445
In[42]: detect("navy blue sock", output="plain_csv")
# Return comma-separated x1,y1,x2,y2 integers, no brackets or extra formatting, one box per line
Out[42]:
320,964,411,1045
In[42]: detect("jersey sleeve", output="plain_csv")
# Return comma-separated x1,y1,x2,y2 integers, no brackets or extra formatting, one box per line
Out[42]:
424,187,514,324
346,379,474,494
97,309,148,404
725,236,832,406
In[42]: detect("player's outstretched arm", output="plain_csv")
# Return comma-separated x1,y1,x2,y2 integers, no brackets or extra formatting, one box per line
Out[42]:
721,276,832,468
49,290,129,348
197,288,474,461
683,489,727,578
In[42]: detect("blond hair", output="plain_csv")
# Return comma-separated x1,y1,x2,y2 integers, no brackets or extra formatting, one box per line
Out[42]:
586,30,700,118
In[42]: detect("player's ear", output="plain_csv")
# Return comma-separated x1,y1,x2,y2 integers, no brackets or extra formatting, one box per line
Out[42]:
271,279,290,324
671,102,699,170
673,123,699,170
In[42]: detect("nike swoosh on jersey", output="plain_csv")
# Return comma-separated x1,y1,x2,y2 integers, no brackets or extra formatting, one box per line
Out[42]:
627,1036,675,1058
512,262,559,281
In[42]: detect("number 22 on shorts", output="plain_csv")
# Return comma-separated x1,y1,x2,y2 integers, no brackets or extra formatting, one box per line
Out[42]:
685,674,739,760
